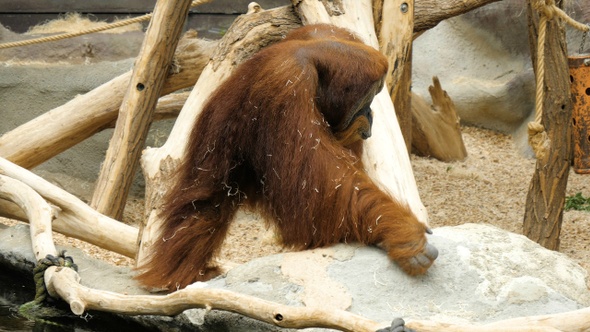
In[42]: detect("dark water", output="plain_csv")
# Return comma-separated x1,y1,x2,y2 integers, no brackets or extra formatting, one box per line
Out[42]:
0,268,35,332
0,268,154,332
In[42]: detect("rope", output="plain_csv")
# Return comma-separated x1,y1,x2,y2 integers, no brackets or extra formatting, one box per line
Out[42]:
19,251,78,322
527,0,590,159
31,250,78,304
0,0,211,50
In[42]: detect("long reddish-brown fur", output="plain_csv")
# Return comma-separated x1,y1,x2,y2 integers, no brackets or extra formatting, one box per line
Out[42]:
136,24,436,290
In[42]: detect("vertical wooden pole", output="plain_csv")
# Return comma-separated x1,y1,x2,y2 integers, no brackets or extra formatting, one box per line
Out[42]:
394,48,413,151
90,0,193,220
522,0,573,250
375,0,415,152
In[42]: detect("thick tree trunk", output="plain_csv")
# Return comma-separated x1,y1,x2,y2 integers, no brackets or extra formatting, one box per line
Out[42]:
374,0,415,152
522,0,573,250
413,0,501,33
90,0,194,220
394,47,413,152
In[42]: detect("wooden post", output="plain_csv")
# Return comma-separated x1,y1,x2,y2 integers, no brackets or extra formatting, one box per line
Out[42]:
522,0,573,250
374,0,415,151
394,47,413,151
90,0,193,220
376,0,414,101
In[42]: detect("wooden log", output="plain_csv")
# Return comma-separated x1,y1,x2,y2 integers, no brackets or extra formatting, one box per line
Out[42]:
0,157,138,257
413,0,502,33
374,0,415,151
151,92,191,122
376,0,414,100
104,92,191,127
90,0,194,220
0,35,216,170
522,0,573,250
0,198,25,221
0,195,137,258
0,174,57,260
393,47,413,152
408,305,590,331
411,77,467,161
137,6,302,263
45,266,386,331
292,0,429,224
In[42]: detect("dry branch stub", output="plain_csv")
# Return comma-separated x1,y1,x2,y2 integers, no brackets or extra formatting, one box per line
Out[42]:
411,76,467,161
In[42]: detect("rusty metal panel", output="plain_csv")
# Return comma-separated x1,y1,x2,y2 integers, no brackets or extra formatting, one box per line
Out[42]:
569,54,590,174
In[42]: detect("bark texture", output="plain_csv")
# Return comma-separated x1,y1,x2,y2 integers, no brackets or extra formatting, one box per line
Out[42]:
522,0,573,250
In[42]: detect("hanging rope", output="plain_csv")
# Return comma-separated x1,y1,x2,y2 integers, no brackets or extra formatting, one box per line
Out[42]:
527,0,590,160
0,0,211,50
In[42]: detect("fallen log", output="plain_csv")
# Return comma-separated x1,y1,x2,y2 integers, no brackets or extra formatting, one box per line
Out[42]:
45,266,387,331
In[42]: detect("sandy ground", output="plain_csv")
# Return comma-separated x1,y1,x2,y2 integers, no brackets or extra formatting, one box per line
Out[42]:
2,125,589,277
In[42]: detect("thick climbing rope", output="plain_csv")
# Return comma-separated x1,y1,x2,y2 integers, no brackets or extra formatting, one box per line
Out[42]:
32,250,78,304
0,0,211,50
19,250,78,322
527,0,590,159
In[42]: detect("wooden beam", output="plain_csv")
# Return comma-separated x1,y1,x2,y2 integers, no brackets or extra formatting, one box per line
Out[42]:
375,0,415,151
90,0,194,220
522,0,573,250
413,0,501,33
